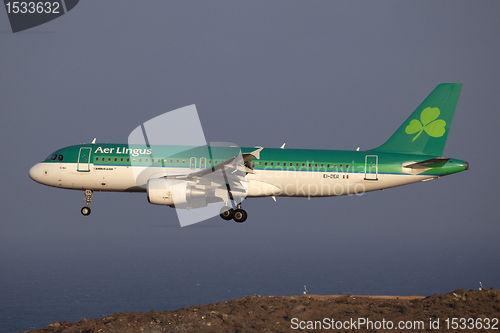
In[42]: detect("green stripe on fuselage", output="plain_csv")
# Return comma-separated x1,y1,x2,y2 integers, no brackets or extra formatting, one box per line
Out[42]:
40,144,467,177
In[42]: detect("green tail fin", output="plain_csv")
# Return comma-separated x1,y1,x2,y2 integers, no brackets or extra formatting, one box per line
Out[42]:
371,83,462,156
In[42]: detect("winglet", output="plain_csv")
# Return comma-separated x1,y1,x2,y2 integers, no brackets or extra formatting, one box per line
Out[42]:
245,147,264,161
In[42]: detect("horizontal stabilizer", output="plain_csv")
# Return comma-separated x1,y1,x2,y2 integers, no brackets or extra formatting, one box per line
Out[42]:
404,158,450,169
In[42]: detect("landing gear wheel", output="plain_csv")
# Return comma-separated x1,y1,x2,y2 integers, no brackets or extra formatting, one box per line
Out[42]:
220,206,234,220
81,206,91,216
233,209,247,223
81,190,93,216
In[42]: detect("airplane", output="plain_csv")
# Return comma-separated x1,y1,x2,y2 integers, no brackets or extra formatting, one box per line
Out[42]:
29,83,468,223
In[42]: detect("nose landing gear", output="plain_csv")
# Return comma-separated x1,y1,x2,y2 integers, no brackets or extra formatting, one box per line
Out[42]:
81,206,91,216
81,189,93,216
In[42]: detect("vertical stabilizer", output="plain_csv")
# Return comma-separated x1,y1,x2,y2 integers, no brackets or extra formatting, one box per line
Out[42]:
371,83,462,156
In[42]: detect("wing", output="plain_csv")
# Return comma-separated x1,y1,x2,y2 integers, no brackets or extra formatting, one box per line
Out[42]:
166,147,263,201
175,147,263,180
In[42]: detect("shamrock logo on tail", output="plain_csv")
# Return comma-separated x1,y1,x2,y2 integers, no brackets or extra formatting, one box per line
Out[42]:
405,107,446,141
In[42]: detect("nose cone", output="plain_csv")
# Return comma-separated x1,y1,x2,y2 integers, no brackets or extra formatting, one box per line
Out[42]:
29,163,43,183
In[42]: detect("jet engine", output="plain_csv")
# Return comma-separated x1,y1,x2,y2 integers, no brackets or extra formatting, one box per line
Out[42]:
147,178,207,209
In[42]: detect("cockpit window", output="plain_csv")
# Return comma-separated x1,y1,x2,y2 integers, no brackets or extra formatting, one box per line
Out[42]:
57,155,64,161
49,154,57,161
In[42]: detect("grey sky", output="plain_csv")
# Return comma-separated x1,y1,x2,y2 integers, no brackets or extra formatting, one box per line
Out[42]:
1,1,499,331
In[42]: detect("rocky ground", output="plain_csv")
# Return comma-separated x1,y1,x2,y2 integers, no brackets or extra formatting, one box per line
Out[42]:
24,289,499,332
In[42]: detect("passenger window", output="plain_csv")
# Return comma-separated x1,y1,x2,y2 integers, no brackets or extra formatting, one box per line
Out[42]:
176,159,179,164
302,163,305,167
296,163,299,167
102,158,105,162
139,159,142,162
327,164,330,168
333,164,337,168
339,164,343,168
270,162,274,166
320,164,324,168
108,158,111,162
114,158,117,162
315,163,318,167
127,158,130,162
346,164,349,169
145,159,149,163
95,157,99,162
120,158,123,162
277,162,280,166
264,162,268,166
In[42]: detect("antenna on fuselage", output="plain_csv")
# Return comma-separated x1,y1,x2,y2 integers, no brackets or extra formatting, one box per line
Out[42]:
91,138,96,144
280,143,286,149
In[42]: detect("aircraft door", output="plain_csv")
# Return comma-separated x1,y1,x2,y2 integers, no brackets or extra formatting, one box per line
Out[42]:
190,157,197,169
77,147,92,172
364,155,378,180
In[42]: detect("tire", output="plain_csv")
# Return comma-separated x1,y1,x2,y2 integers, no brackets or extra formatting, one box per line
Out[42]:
220,207,234,220
81,207,91,216
233,209,247,223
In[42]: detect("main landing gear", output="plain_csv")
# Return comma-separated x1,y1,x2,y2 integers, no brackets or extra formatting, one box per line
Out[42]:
81,189,93,216
220,203,247,223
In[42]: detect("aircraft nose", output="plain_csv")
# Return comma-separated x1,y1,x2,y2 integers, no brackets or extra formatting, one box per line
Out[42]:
29,163,42,182
465,161,469,170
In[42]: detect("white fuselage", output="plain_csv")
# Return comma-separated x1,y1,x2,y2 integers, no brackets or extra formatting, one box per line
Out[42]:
29,162,433,197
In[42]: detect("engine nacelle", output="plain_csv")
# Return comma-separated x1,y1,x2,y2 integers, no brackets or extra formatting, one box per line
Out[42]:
147,178,207,209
